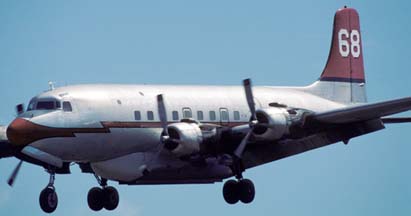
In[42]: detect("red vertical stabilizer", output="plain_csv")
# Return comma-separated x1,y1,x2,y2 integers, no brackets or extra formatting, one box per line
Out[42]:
320,7,365,83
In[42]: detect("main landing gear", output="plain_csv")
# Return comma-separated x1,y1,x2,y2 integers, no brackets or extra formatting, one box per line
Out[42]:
222,160,255,204
223,179,255,204
87,174,120,211
39,171,58,213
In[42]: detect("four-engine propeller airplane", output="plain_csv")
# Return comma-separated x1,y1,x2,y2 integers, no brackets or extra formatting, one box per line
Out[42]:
1,6,411,213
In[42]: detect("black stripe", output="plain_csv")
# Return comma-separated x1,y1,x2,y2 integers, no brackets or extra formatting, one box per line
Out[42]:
319,77,365,83
382,117,411,124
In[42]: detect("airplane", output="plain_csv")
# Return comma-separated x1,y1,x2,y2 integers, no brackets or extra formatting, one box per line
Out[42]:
1,6,411,214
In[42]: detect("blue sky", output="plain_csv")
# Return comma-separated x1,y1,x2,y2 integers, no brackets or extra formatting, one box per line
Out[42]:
1,1,411,215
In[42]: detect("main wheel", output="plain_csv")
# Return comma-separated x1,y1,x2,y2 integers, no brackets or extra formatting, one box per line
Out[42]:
238,179,255,204
223,179,239,204
103,186,119,211
87,187,104,211
39,187,58,213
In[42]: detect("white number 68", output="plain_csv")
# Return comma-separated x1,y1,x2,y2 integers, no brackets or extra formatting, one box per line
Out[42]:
338,29,360,58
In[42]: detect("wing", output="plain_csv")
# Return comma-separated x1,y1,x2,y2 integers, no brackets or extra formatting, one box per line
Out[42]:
306,97,411,124
243,97,411,169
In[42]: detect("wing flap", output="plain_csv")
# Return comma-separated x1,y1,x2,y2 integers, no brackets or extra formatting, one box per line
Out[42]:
309,97,411,124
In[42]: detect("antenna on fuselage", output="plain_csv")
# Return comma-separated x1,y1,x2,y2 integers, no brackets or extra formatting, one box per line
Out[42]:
48,81,55,91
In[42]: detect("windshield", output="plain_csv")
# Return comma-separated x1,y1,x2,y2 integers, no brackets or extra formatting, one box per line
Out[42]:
36,101,56,110
27,99,61,111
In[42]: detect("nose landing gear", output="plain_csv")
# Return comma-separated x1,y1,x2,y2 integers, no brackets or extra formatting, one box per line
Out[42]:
39,171,58,213
87,175,119,211
35,169,119,213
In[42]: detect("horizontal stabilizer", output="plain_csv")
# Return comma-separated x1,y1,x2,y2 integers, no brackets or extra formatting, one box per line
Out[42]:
308,97,411,124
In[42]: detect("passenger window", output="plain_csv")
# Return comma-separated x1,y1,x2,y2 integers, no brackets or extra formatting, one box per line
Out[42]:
56,101,61,109
172,111,179,121
62,101,72,112
197,111,203,121
209,111,216,121
221,109,229,121
147,111,154,120
134,111,141,120
233,111,240,120
183,108,192,118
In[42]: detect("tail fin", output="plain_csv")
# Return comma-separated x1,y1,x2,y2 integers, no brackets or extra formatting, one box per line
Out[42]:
306,6,366,104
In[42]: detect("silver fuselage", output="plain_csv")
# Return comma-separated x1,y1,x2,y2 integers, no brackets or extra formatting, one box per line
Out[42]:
12,83,347,182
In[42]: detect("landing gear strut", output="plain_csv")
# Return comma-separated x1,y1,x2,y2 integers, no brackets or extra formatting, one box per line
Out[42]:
222,159,255,204
39,171,58,213
87,174,119,211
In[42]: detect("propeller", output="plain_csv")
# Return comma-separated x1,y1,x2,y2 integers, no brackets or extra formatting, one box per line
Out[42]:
1,123,24,187
7,160,23,187
157,94,169,140
234,131,252,158
156,94,181,150
243,79,257,122
155,94,170,153
233,79,258,158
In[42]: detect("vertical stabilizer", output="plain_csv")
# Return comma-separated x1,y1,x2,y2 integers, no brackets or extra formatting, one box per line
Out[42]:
306,7,366,104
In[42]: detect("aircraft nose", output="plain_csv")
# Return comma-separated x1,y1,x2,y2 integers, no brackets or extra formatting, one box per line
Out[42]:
7,118,36,146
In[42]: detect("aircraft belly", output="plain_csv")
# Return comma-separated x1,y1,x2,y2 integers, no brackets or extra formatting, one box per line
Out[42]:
91,153,233,183
29,128,160,162
91,152,149,182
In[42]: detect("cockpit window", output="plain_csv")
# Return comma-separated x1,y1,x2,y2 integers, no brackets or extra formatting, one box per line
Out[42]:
27,100,36,111
36,101,57,110
27,99,62,111
62,101,72,112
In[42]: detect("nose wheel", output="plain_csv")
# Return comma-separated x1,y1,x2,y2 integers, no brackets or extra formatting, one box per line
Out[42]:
40,186,58,213
39,171,58,213
88,175,119,211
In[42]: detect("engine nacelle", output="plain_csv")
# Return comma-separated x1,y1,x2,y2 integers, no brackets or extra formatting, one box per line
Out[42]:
165,122,203,157
253,107,291,140
0,126,7,141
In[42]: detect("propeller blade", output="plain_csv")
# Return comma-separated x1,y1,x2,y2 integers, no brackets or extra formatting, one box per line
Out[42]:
234,131,252,158
254,123,274,129
7,160,23,187
243,79,256,121
157,94,168,135
232,79,257,159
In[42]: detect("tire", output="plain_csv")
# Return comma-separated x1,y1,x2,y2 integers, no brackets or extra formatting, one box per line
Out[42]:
39,187,58,213
87,187,104,211
103,186,119,211
223,180,239,204
238,179,255,204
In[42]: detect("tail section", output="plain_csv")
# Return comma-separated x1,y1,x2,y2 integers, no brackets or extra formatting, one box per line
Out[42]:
306,6,366,104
